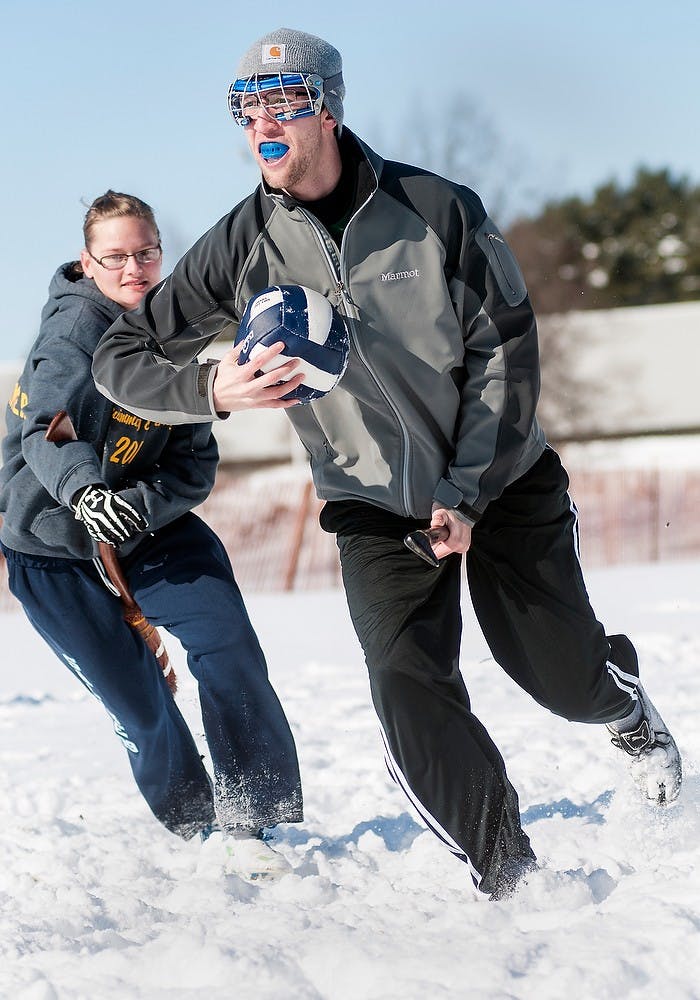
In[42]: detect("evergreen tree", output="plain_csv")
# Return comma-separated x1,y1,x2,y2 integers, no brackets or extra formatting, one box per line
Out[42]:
508,168,700,314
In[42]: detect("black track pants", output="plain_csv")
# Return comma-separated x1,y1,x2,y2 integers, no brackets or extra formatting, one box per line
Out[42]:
320,447,639,895
468,447,638,724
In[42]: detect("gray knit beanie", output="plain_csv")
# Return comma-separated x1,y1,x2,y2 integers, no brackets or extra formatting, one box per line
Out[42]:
236,28,345,132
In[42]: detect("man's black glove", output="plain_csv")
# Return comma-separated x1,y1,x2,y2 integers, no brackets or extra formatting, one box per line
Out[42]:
72,485,147,546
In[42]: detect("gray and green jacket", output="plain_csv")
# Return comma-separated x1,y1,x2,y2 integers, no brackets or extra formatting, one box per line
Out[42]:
0,264,218,560
92,130,546,524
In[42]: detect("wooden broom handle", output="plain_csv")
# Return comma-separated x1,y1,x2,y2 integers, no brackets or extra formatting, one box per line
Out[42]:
44,409,176,692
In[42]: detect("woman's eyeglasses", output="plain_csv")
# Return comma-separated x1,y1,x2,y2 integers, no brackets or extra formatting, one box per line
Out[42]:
88,246,162,271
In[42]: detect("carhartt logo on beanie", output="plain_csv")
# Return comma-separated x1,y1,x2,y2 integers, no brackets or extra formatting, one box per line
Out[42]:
237,28,345,131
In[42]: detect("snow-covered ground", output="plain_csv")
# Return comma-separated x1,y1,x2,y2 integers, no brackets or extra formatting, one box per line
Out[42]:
1,560,698,1000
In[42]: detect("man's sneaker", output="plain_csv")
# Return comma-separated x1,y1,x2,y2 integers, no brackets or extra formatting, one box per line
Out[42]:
201,830,293,882
606,685,682,805
488,855,539,901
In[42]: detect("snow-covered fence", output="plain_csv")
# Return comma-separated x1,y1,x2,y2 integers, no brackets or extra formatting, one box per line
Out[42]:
1,465,699,612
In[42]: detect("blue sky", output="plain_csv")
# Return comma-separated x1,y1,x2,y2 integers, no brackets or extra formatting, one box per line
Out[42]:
1,0,698,360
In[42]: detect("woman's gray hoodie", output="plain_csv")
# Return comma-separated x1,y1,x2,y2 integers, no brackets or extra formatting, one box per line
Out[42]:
0,264,218,560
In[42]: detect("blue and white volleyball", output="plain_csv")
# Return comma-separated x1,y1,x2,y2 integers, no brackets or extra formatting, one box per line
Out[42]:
235,285,350,403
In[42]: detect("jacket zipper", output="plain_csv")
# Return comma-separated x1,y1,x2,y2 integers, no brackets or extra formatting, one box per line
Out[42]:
297,200,414,517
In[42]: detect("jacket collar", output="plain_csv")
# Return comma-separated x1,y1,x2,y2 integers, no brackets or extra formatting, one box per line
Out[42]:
261,128,381,215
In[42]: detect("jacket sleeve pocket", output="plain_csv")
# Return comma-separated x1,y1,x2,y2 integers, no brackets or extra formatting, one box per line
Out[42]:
474,218,528,307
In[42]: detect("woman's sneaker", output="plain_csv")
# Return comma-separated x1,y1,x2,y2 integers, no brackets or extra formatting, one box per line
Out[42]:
607,685,682,805
201,829,293,882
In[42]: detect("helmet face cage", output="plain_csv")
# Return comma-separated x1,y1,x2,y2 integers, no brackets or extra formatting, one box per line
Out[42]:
228,73,325,126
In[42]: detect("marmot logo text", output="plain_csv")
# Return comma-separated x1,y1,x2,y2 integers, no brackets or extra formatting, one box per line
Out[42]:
380,268,420,282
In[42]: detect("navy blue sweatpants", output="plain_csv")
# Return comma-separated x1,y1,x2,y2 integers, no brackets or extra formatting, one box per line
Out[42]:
4,514,302,838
